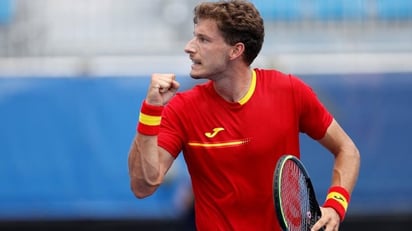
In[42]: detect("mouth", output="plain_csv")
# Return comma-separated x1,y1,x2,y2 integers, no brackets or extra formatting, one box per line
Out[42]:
190,57,202,66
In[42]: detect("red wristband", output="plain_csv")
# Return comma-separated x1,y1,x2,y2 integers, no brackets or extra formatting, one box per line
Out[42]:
323,186,350,221
137,100,164,136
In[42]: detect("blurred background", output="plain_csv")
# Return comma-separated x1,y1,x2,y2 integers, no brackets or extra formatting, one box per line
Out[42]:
0,0,411,230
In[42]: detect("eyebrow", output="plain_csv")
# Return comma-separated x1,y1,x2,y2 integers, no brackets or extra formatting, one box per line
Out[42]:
194,31,213,40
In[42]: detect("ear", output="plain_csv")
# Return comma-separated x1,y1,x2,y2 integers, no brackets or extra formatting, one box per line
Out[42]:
229,42,245,61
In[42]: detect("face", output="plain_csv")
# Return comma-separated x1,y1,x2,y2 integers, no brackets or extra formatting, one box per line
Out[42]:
184,19,234,80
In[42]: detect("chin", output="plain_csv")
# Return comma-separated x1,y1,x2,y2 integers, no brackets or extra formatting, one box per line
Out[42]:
190,74,203,80
189,70,205,79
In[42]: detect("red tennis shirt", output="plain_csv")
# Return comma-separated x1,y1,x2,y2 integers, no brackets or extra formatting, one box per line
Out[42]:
158,68,333,230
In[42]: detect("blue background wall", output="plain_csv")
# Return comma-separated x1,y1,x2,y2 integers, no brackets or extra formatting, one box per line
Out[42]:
0,73,411,221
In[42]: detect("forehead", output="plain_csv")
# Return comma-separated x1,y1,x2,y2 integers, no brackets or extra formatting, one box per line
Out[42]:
194,18,222,38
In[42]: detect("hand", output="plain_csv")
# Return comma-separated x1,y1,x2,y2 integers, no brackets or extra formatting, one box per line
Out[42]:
311,207,340,231
146,73,180,106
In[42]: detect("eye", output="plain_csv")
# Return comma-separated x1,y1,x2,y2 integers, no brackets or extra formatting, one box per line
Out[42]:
198,36,208,43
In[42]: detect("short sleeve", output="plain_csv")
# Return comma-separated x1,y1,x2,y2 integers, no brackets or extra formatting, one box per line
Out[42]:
291,76,333,140
157,96,186,158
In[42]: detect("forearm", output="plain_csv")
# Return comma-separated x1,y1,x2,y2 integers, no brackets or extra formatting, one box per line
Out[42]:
330,144,360,194
128,73,179,198
317,119,361,225
319,119,360,194
128,134,164,198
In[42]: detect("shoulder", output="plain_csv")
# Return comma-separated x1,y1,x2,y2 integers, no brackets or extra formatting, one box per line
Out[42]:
175,81,211,101
254,68,298,83
254,68,286,78
165,80,212,111
254,68,308,89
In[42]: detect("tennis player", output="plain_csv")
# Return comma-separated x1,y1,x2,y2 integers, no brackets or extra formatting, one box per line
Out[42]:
128,1,360,230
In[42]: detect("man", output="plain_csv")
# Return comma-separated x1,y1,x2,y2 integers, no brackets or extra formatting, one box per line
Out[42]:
128,1,360,230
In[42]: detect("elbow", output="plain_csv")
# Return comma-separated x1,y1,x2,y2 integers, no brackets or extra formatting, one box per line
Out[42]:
351,144,361,163
342,143,361,167
355,147,361,169
130,178,160,199
342,143,361,175
131,187,154,199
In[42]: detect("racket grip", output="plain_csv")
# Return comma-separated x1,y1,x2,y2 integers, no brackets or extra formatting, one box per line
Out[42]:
137,100,164,135
323,186,350,221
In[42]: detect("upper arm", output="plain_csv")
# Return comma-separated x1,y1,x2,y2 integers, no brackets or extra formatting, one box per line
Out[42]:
158,146,177,176
291,76,333,140
318,119,357,157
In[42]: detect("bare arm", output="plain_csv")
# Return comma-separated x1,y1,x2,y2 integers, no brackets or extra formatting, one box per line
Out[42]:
319,119,360,193
128,73,180,198
128,134,175,198
312,119,360,231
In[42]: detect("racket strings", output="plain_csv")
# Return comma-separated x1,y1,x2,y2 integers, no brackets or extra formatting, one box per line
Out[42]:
280,161,316,231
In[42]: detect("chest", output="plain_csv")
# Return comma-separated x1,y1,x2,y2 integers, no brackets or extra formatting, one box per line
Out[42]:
182,95,298,158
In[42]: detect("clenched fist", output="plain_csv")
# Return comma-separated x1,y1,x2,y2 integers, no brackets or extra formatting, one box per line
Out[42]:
146,73,180,106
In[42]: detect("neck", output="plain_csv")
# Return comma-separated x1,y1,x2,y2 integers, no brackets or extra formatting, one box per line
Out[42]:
213,66,253,103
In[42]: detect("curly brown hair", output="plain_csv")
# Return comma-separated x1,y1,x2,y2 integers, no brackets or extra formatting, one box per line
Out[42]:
193,0,265,65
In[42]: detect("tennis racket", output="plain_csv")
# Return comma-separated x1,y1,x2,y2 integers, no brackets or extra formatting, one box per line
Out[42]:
273,154,324,231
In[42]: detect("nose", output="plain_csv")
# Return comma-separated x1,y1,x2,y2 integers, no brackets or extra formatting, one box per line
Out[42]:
184,37,196,54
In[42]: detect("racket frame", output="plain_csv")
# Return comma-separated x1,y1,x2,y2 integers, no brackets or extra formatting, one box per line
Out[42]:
273,154,323,231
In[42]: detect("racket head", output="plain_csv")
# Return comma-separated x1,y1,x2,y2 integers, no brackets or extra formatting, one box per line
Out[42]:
273,155,323,231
